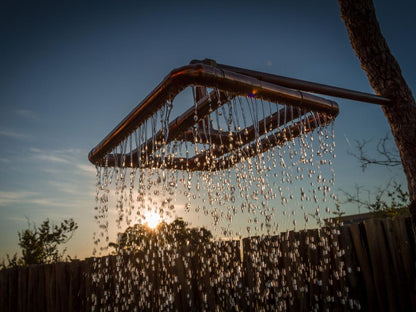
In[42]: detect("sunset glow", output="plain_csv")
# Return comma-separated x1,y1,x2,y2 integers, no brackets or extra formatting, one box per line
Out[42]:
144,211,162,229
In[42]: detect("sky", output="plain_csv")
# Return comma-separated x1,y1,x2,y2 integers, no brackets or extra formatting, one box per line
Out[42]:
0,0,415,260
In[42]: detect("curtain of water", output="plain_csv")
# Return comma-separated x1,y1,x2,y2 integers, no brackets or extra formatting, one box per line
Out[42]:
91,88,359,311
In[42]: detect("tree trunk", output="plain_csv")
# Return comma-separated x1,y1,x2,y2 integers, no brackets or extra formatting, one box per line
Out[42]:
338,0,416,224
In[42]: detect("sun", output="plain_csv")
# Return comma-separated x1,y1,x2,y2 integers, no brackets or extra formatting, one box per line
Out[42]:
144,210,162,229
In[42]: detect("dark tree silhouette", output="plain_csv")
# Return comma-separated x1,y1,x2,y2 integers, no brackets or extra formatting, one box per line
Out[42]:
338,0,416,224
1,218,78,268
109,218,212,254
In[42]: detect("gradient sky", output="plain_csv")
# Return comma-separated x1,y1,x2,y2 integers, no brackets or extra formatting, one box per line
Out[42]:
1,0,415,260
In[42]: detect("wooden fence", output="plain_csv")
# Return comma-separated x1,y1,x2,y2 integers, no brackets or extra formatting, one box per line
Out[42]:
1,216,415,311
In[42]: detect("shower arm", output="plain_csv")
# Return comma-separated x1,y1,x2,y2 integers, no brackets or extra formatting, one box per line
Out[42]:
190,59,391,106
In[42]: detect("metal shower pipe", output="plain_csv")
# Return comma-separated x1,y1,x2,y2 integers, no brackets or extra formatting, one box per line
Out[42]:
191,59,391,106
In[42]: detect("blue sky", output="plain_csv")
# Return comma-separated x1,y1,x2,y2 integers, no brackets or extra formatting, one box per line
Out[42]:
0,0,414,259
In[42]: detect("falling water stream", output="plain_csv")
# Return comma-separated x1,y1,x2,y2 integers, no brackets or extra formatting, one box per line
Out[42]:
91,87,360,311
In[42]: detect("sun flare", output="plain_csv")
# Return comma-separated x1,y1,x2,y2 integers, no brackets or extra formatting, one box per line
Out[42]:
144,210,162,229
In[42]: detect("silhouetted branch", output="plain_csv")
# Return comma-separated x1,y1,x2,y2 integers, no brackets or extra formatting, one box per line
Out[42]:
347,133,401,171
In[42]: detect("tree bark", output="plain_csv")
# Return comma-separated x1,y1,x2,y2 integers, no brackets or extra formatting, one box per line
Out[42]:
338,0,416,224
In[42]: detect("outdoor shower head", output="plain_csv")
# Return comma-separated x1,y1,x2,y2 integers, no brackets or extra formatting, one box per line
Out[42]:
88,60,339,171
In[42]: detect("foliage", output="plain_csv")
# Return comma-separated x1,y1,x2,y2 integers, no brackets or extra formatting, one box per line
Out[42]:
109,218,212,254
1,218,78,269
332,203,346,222
342,182,409,218
1,253,20,268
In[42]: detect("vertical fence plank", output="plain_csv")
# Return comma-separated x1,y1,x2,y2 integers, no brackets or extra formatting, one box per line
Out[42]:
192,242,218,311
55,262,67,311
277,232,290,311
306,229,321,311
242,236,258,311
6,267,17,312
17,266,28,312
382,217,409,311
28,264,45,311
338,225,363,310
285,231,303,311
363,219,396,312
296,229,311,311
82,257,94,311
213,240,242,311
327,225,345,311
44,264,54,312
349,222,376,312
318,227,333,311
27,265,36,311
394,217,416,309
1,267,11,312
0,268,6,311
149,247,162,310
68,260,81,312
242,235,277,311
171,246,190,312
